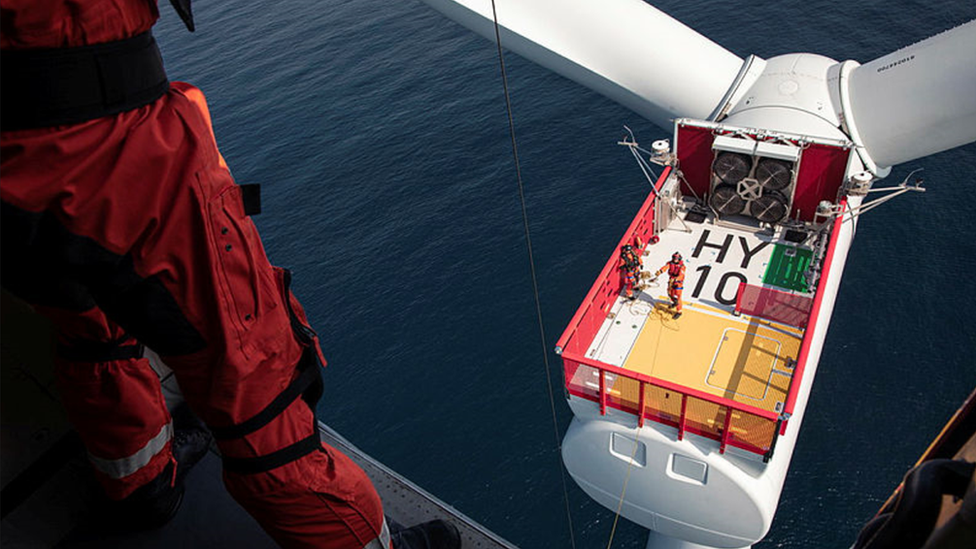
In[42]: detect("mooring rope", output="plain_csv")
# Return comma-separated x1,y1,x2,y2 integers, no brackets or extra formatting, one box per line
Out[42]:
488,3,577,548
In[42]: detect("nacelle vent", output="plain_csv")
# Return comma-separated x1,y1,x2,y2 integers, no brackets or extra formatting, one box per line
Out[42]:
708,135,799,224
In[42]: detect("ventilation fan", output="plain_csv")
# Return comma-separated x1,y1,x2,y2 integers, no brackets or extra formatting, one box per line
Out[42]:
709,184,747,216
709,130,800,225
755,158,793,191
712,152,751,184
748,191,789,223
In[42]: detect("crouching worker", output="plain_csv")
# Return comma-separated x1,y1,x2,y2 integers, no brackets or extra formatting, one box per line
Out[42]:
0,1,460,547
654,252,686,318
618,244,643,300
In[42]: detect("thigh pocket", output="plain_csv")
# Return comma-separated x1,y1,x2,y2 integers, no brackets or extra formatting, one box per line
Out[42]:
197,166,276,341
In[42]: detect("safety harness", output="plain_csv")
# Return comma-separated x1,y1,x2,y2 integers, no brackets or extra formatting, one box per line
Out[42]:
1,32,169,131
211,268,326,475
10,14,319,473
0,0,197,131
215,348,324,475
621,251,640,272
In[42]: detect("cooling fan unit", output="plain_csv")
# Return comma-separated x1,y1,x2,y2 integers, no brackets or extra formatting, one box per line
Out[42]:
707,138,798,224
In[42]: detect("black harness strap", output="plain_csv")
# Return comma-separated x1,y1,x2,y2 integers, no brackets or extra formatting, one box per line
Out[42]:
221,433,321,475
167,0,196,32
212,268,326,474
279,268,318,346
213,347,324,474
1,31,168,131
57,339,144,363
209,348,322,441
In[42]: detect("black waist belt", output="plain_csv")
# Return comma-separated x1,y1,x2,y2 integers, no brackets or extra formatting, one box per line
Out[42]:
1,31,169,131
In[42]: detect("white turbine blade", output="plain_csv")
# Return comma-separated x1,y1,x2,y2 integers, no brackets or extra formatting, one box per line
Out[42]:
847,20,976,168
420,0,745,129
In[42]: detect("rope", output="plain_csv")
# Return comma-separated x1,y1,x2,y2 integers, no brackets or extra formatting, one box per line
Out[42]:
605,425,643,549
604,302,671,546
488,3,577,548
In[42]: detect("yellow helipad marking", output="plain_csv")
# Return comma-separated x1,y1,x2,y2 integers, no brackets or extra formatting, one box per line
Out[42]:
621,303,801,413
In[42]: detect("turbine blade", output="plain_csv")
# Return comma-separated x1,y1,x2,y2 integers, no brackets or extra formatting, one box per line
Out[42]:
419,0,745,130
847,20,976,168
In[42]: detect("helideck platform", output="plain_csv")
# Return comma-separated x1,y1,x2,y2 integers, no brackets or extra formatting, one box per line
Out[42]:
586,217,807,416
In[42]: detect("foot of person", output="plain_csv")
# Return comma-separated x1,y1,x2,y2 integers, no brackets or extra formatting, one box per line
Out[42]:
100,405,212,531
390,519,462,549
170,404,213,487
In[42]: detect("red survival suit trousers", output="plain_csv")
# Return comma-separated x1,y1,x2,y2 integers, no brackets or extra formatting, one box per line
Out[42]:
0,2,386,547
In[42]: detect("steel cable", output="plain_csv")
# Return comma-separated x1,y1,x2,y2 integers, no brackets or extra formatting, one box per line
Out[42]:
488,2,577,548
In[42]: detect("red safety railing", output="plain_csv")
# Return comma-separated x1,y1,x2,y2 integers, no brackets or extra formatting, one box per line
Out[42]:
562,353,781,458
555,166,671,357
778,199,847,434
554,170,849,459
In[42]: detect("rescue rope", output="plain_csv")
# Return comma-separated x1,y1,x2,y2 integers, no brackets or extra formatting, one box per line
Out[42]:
605,425,644,549
488,3,577,548
603,305,667,548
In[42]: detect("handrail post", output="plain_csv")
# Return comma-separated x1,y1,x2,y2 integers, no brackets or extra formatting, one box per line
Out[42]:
765,419,783,463
719,407,733,454
599,369,606,416
678,394,687,441
638,381,646,428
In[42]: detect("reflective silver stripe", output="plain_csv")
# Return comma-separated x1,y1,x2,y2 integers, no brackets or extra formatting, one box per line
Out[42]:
87,421,173,479
362,518,392,549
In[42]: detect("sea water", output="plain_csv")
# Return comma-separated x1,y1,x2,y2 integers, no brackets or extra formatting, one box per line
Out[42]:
155,1,976,547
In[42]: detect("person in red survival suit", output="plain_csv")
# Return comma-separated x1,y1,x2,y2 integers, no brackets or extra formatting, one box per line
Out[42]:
653,252,686,319
617,236,645,300
618,244,642,300
0,2,459,547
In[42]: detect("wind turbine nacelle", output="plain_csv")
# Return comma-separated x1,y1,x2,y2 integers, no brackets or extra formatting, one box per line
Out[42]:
562,413,775,548
722,21,976,176
721,54,848,143
419,0,976,175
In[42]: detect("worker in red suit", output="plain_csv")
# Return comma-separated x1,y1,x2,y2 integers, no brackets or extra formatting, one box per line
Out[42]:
654,252,686,319
618,244,643,300
0,1,458,547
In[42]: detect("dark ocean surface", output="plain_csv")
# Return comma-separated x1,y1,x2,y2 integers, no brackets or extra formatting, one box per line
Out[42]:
155,1,976,547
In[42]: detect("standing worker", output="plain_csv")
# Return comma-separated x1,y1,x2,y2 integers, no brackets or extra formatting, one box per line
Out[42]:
0,1,457,547
654,252,686,319
619,243,643,300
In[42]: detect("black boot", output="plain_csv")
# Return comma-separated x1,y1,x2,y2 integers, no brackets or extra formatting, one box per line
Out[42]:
390,518,462,549
170,404,213,487
104,406,212,531
112,463,186,531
